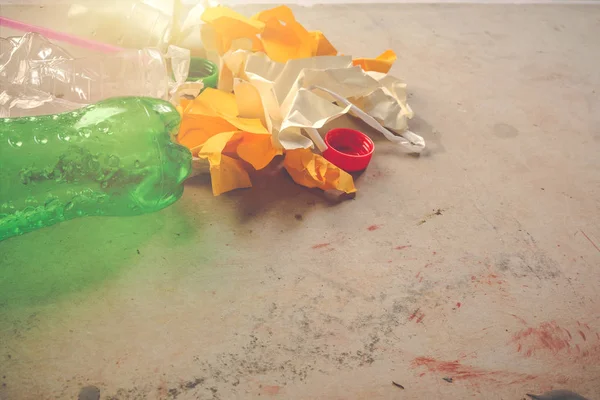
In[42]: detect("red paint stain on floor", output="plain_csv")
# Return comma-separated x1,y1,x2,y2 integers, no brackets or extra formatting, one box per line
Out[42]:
311,243,330,249
470,272,507,294
367,225,380,231
415,271,421,278
482,274,504,285
261,385,281,395
412,357,486,380
411,357,537,384
511,321,599,360
409,309,425,323
512,321,570,355
395,245,411,250
456,302,462,308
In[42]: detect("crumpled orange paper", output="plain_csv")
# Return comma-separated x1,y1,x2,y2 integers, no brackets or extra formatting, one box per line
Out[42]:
283,148,356,194
195,132,252,196
201,5,337,62
180,5,407,196
177,88,282,195
353,50,397,73
195,130,281,196
177,88,269,150
200,7,265,55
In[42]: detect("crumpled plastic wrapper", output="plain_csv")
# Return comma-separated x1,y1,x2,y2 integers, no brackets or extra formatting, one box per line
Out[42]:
0,32,197,117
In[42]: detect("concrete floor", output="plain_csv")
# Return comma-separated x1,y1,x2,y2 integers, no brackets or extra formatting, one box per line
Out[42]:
2,3,600,400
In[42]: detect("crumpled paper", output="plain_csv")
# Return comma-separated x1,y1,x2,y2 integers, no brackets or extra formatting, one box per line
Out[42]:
284,149,356,194
185,5,424,196
177,88,283,195
177,87,358,195
200,6,265,56
221,50,424,152
352,50,397,74
201,5,337,62
177,88,268,149
200,5,340,93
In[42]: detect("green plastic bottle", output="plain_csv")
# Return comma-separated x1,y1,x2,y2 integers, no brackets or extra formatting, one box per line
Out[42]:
0,97,192,241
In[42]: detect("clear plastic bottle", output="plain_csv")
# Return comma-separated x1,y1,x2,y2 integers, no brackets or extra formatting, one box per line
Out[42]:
1,33,171,117
0,97,192,241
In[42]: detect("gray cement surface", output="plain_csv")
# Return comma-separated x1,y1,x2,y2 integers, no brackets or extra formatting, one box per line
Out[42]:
1,3,599,400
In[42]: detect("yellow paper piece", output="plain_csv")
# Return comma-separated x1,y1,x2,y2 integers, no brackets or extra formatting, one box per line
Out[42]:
237,134,280,170
283,149,356,194
193,130,281,195
235,81,266,121
353,50,397,73
179,87,236,118
177,90,238,149
178,116,237,151
178,88,268,142
210,154,252,196
196,131,239,165
201,5,338,63
252,6,313,63
177,87,283,195
177,88,269,150
310,31,337,56
201,7,265,55
195,131,250,196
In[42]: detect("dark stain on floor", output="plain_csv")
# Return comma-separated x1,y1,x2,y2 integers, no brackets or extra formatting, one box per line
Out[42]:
496,251,561,280
417,208,445,225
493,123,519,138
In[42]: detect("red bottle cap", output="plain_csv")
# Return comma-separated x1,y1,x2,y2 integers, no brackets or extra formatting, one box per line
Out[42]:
322,128,375,172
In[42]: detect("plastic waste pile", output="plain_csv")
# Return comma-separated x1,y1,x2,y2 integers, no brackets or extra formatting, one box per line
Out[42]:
0,0,425,240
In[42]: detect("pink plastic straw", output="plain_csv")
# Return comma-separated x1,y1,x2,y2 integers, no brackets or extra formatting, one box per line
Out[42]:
0,16,124,53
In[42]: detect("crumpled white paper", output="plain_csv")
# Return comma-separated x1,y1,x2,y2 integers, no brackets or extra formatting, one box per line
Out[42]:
221,49,425,153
